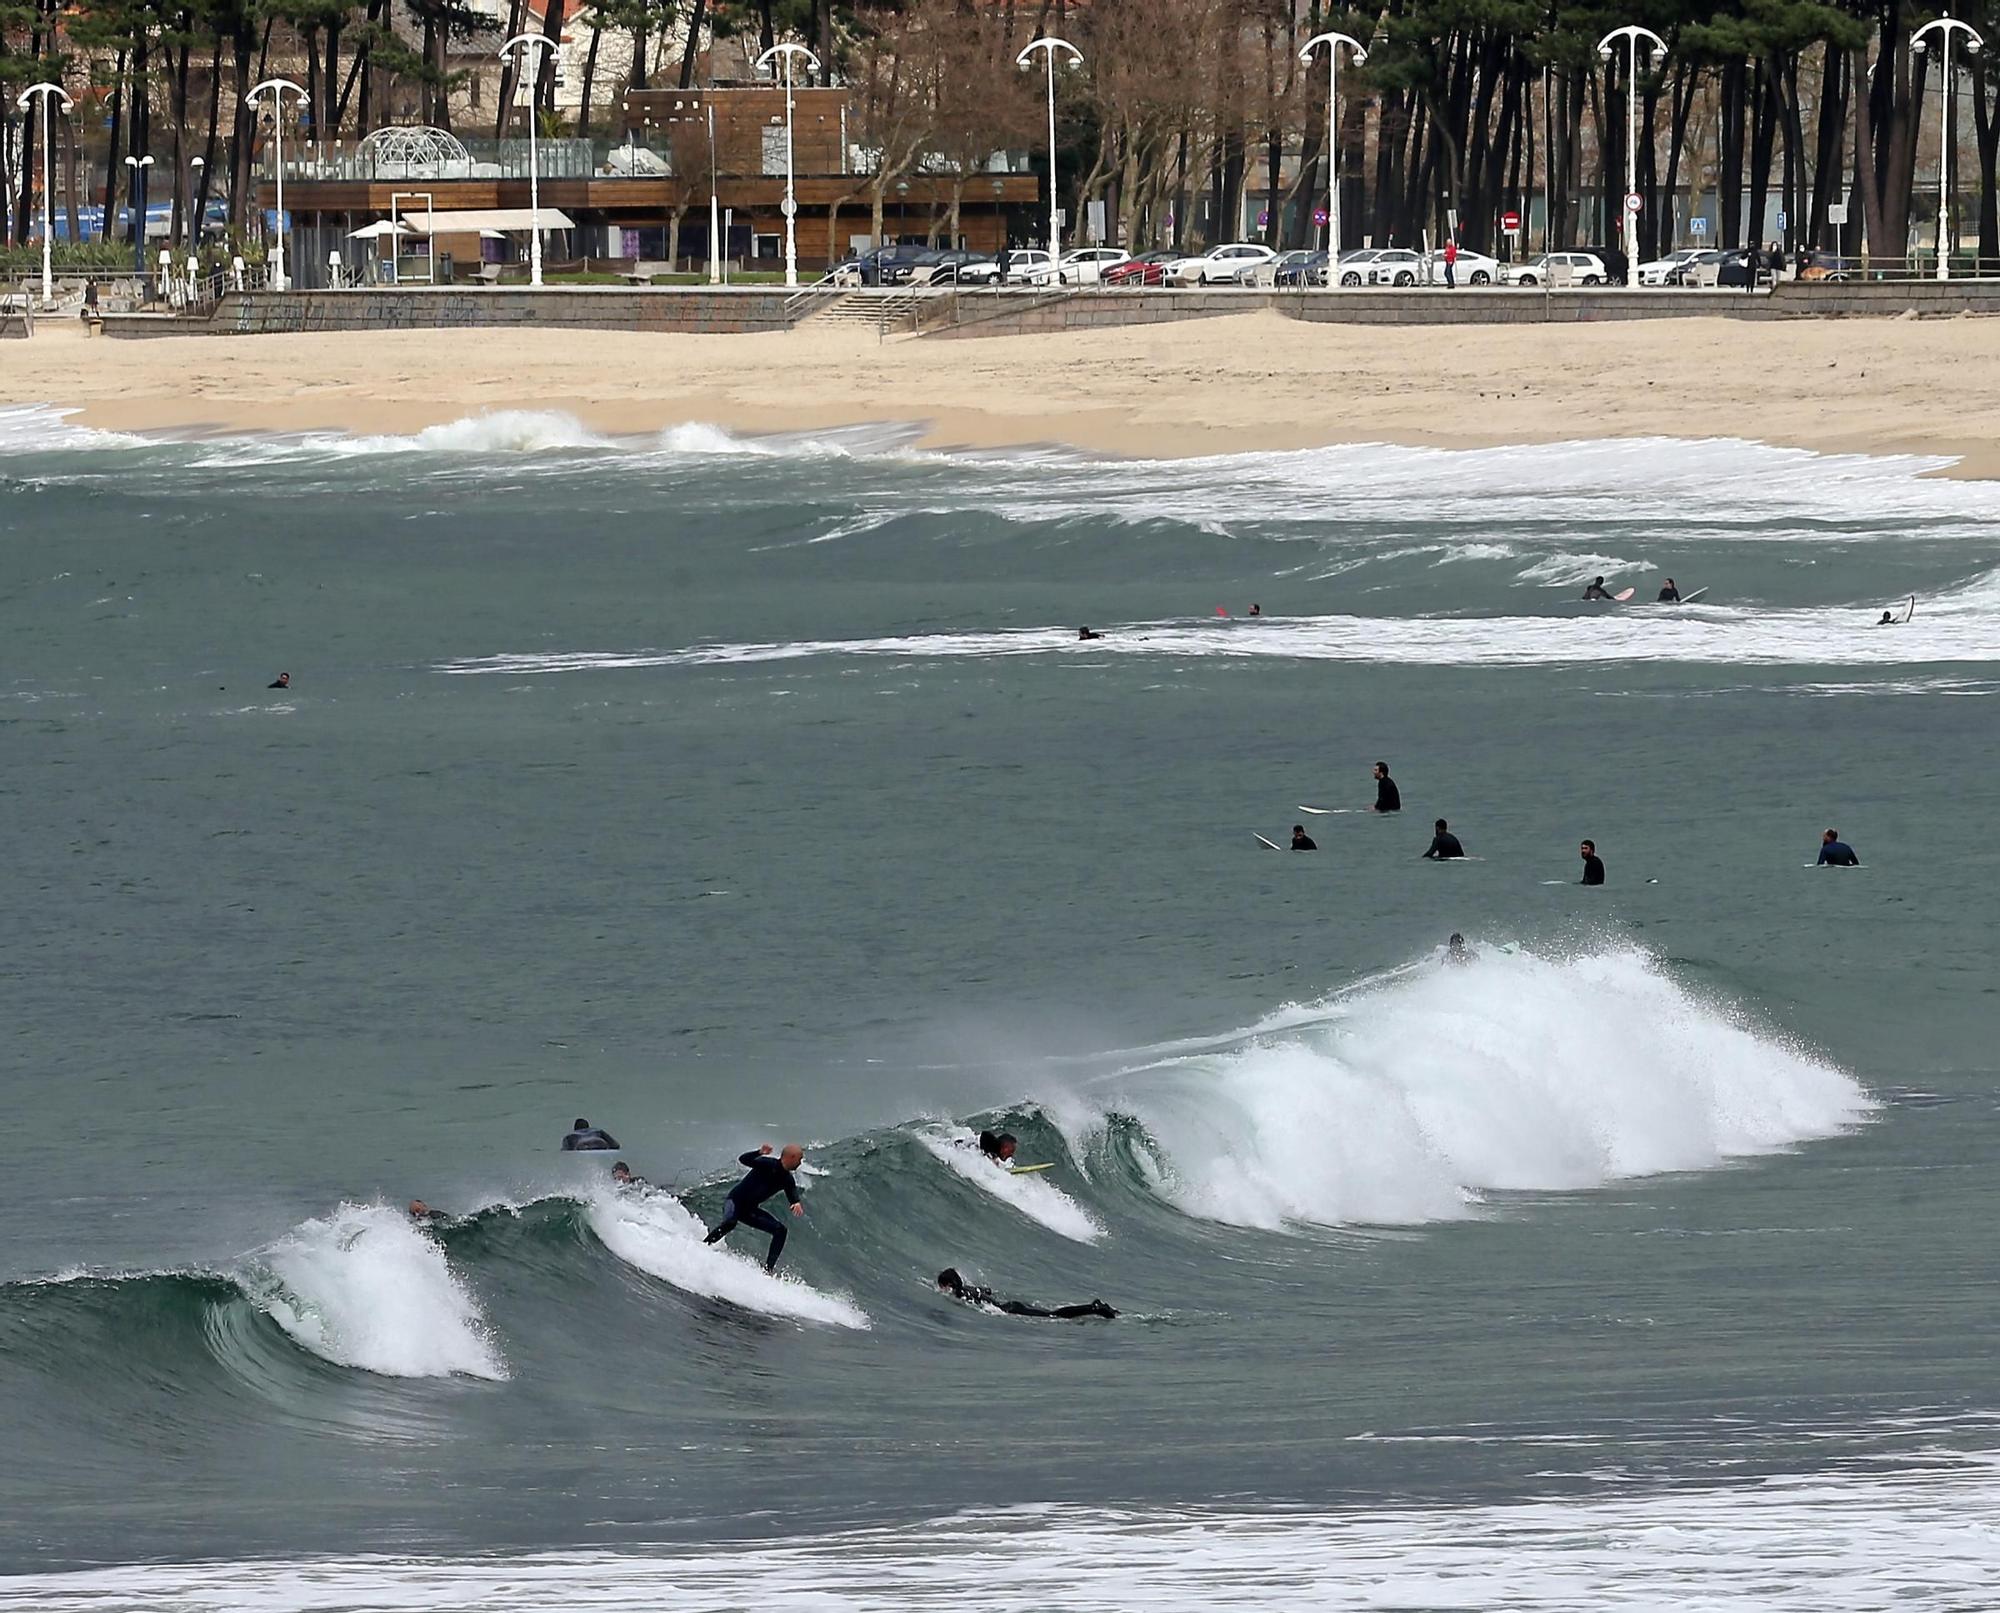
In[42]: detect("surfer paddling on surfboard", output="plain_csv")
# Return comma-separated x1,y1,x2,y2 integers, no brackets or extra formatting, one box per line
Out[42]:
937,1268,1116,1320
1582,576,1630,602
703,1144,806,1272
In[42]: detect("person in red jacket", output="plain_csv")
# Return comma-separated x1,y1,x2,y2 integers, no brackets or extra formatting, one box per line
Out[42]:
1443,237,1459,289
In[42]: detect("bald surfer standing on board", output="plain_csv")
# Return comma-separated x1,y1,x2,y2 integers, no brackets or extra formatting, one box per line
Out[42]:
704,1144,806,1271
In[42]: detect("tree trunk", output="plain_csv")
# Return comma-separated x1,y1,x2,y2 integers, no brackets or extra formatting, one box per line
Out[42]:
578,16,605,137
681,0,709,89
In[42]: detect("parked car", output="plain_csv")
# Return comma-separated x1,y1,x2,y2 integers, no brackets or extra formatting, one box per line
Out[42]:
1333,247,1393,286
912,249,984,286
1274,249,1330,288
1425,247,1500,285
1504,250,1610,287
1360,247,1425,285
955,248,1058,287
1234,248,1318,287
1638,247,1707,286
1163,242,1277,285
1102,250,1179,287
1578,245,1632,284
1658,248,1728,286
880,247,948,286
1714,249,1757,289
1058,247,1131,285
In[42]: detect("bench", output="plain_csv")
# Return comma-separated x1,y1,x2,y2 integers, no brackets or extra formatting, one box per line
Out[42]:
620,260,676,284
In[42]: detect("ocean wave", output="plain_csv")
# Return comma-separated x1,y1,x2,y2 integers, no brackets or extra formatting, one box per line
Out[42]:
1053,941,1871,1231
234,1203,507,1380
433,569,2000,674
583,1185,871,1329
10,1451,1997,1611
913,1125,1106,1243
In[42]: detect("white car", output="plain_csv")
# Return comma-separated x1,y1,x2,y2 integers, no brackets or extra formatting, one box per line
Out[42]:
1058,247,1131,285
956,249,1057,287
1163,242,1277,286
1332,247,1393,287
1362,248,1426,286
1503,251,1610,287
1424,247,1500,286
1638,248,1706,286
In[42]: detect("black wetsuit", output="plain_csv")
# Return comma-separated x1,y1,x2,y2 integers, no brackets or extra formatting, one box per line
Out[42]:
561,1127,620,1151
1375,777,1402,812
1581,854,1606,886
705,1151,802,1270
1657,585,1680,603
1818,841,1860,867
959,1285,1116,1320
1583,584,1616,601
1423,832,1465,860
1291,831,1317,851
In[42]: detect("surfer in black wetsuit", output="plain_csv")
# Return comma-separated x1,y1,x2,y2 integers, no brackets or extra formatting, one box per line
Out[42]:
937,1268,1116,1320
1817,829,1860,867
610,1161,648,1187
1579,839,1606,885
1582,577,1617,601
1291,825,1317,851
1446,933,1473,965
704,1144,805,1271
979,1130,1018,1164
561,1118,620,1151
1422,819,1465,859
1078,627,1102,640
1657,579,1681,603
268,672,291,689
407,1199,447,1223
1372,761,1401,813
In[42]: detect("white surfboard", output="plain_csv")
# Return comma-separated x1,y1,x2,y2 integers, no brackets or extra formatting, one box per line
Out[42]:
1614,587,1636,602
1298,805,1359,815
1255,834,1283,851
1679,586,1709,605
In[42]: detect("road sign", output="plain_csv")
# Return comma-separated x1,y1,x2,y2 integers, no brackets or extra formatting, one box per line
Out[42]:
1257,209,1270,227
1690,216,1709,237
1827,202,1849,225
1776,209,1788,230
1624,191,1643,214
1501,209,1521,233
1313,207,1328,226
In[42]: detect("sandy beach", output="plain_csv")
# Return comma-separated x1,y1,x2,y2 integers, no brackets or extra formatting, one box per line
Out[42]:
7,310,2000,472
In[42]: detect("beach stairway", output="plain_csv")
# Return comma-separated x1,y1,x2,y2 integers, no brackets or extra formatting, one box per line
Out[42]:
792,288,927,333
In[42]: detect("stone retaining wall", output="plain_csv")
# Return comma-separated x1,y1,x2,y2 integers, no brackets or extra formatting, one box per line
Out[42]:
103,286,798,337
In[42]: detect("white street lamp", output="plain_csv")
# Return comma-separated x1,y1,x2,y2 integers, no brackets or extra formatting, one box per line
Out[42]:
123,153,155,279
188,154,207,251
1016,36,1082,266
1596,25,1666,289
498,33,557,287
245,78,307,290
15,83,74,304
1298,32,1367,281
1913,17,1983,281
757,42,821,289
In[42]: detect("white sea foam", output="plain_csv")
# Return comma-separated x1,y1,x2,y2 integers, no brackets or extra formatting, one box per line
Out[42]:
584,1185,870,1329
1060,943,1871,1232
1514,551,1648,586
234,1203,506,1380
912,1125,1105,1243
0,402,150,452
11,1452,2000,1611
433,565,2000,675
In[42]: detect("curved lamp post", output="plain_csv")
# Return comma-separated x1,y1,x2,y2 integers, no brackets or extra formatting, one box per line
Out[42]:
757,42,822,288
1596,25,1666,288
1017,36,1082,264
1913,17,1983,281
498,33,558,287
245,78,308,290
16,83,73,303
1298,33,1367,275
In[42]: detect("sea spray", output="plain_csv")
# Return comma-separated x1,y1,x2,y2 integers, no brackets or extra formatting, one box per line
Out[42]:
912,1125,1105,1244
1054,943,1873,1231
236,1203,507,1380
583,1186,871,1330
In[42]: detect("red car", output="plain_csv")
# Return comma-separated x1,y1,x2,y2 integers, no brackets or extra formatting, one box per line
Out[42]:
1102,251,1178,287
